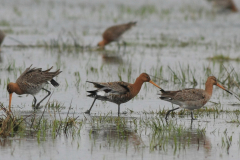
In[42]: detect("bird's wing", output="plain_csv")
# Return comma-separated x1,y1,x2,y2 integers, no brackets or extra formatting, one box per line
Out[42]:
16,66,61,85
103,22,136,41
87,81,131,95
160,88,206,102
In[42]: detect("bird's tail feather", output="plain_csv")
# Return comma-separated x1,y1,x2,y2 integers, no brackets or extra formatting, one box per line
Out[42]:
87,90,97,97
50,79,59,87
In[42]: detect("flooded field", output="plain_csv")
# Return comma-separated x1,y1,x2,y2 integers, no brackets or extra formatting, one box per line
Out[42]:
0,0,240,159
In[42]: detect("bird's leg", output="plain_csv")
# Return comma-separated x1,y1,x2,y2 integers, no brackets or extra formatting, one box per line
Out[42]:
191,111,196,120
32,96,37,108
123,41,127,50
190,119,193,129
122,41,127,55
118,104,120,117
35,88,51,109
165,118,169,125
165,107,180,120
85,96,97,114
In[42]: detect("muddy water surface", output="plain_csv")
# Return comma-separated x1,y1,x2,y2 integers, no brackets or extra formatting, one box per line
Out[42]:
0,0,240,159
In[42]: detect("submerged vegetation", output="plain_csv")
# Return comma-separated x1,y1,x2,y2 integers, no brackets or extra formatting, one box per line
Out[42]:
0,99,239,155
0,0,240,159
207,55,240,62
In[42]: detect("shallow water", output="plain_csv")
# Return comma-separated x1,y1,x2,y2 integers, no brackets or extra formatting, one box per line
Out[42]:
0,0,240,159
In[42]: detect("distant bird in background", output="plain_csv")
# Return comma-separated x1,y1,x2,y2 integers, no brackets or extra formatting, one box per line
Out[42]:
86,73,162,116
0,30,5,51
208,0,238,13
7,65,62,111
159,76,232,120
97,22,137,49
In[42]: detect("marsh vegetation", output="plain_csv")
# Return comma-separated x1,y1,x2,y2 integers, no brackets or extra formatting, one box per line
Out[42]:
0,0,240,159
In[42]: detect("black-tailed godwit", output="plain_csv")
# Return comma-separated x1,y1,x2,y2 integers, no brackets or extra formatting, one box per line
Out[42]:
86,73,162,115
98,22,137,49
7,65,62,111
159,76,232,120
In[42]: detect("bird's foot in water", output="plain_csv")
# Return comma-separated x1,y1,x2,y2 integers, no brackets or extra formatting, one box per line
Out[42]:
33,104,43,110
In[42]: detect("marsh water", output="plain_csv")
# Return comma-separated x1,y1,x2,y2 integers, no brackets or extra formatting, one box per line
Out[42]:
1,0,240,159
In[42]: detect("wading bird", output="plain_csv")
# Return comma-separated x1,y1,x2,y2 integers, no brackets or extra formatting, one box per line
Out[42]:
86,73,162,115
97,22,137,49
159,76,232,120
7,65,62,111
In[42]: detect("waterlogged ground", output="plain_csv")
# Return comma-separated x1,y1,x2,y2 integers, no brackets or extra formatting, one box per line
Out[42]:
1,0,240,159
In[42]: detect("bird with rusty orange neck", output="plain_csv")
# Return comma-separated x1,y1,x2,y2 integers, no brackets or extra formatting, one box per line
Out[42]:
7,65,62,112
86,73,162,116
159,76,232,120
97,21,137,49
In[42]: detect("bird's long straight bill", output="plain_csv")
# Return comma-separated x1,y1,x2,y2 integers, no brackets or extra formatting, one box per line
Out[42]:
9,93,12,112
216,83,240,101
216,83,232,94
149,80,162,89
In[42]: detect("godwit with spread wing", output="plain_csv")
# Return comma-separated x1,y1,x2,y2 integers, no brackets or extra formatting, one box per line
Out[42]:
86,73,162,115
97,22,137,49
7,65,62,111
159,76,232,120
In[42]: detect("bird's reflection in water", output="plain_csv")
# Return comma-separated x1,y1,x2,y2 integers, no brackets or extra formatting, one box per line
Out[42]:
87,115,142,147
189,121,211,154
0,29,5,53
101,54,123,65
0,138,12,148
86,115,211,156
151,119,211,156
